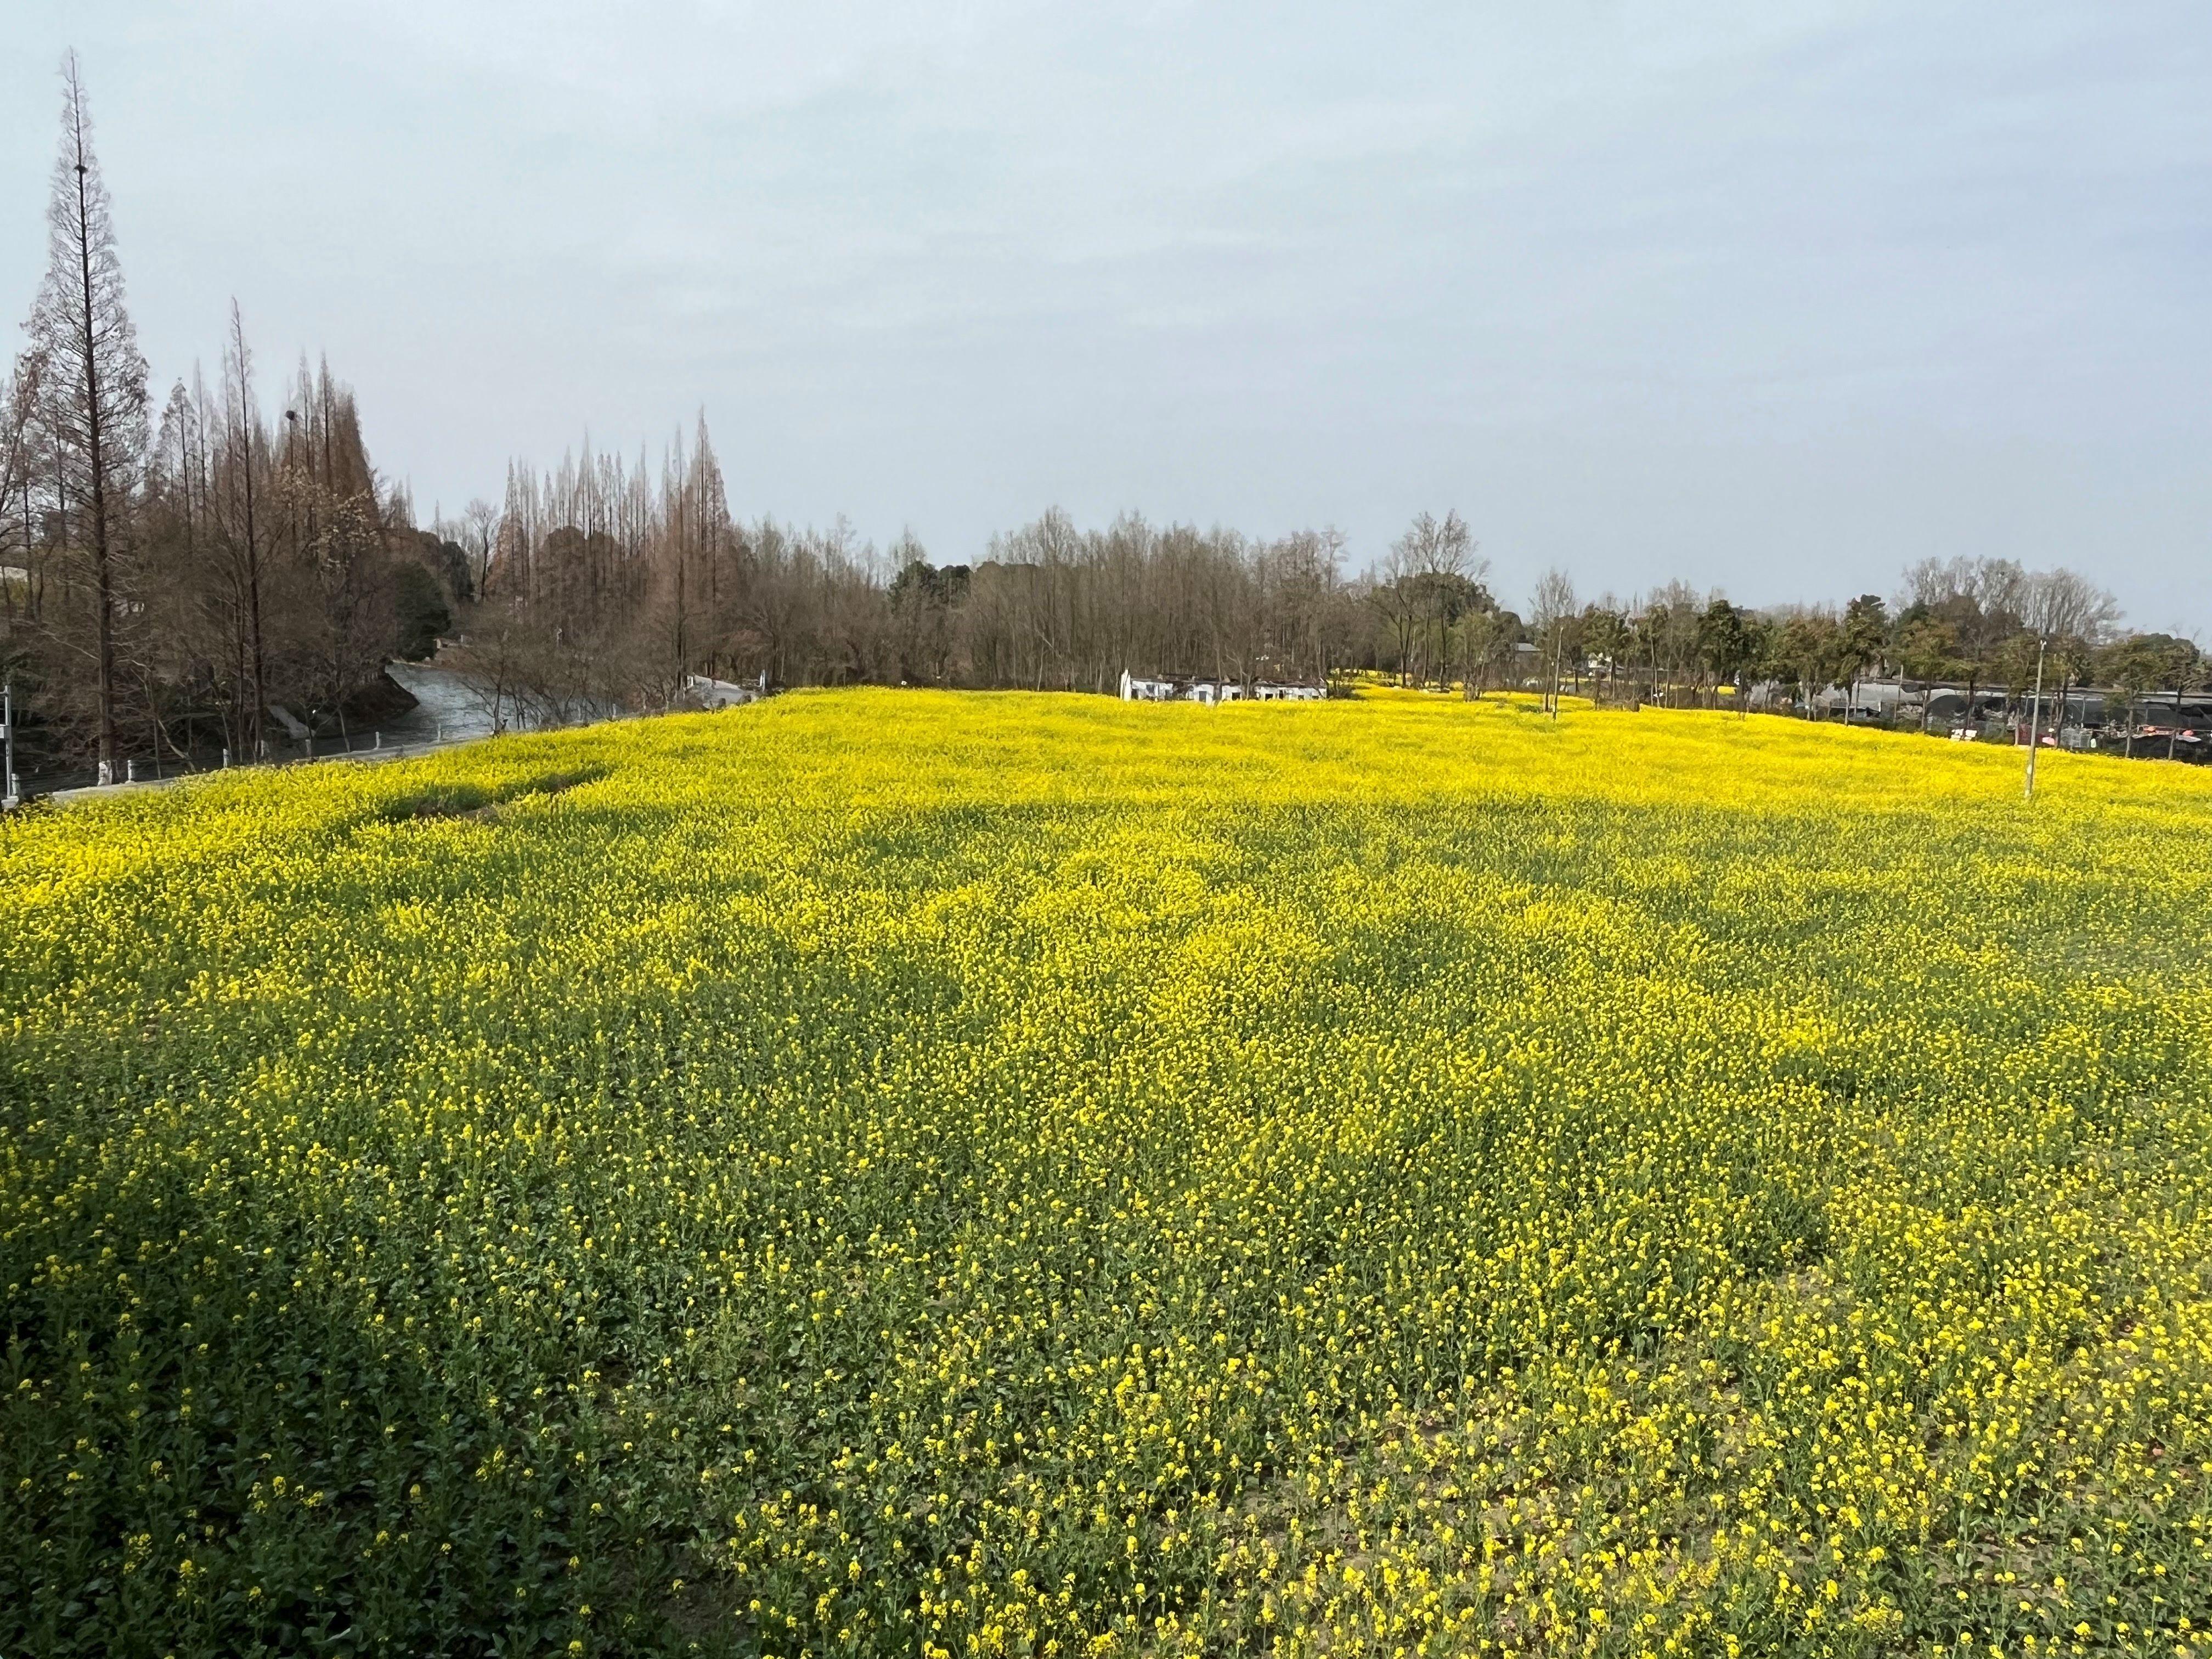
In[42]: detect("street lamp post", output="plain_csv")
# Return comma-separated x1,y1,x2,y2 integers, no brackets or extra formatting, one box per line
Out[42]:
3,676,16,808
2024,634,2048,800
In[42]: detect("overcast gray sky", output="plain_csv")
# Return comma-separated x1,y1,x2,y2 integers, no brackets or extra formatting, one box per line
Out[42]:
7,1,2209,626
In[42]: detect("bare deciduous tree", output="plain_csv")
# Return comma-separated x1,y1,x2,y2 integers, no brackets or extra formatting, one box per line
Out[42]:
1530,568,1578,718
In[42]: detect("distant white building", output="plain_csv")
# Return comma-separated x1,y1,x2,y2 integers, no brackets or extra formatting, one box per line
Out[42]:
685,673,768,709
1813,680,1906,719
1119,669,1324,704
1119,671,1180,702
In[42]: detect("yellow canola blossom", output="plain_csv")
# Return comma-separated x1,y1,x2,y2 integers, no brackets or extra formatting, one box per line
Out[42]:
3,689,2211,1657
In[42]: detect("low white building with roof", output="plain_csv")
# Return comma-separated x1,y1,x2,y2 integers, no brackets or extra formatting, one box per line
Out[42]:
1120,670,1324,704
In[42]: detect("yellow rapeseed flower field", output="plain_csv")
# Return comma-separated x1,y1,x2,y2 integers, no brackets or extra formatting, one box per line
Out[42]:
4,689,2211,1657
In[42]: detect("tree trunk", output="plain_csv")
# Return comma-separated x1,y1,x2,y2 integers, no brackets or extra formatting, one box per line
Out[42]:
242,417,266,757
74,154,121,783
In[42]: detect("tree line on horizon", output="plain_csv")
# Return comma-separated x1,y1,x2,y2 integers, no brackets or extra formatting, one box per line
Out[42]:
3,55,2204,785
1495,557,2203,742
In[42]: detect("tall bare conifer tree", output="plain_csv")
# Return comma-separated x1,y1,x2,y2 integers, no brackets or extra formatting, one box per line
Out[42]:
24,51,148,781
221,303,269,754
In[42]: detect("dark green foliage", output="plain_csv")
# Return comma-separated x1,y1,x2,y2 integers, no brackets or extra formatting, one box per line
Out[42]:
393,560,454,663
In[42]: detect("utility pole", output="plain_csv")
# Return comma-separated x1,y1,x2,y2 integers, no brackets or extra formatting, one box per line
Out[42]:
2023,633,2047,800
3,676,16,808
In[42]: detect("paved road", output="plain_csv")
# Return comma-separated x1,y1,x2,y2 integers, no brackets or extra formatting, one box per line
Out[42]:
38,732,470,808
15,662,625,809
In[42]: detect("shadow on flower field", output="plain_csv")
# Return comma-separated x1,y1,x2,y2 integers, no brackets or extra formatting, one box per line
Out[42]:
4,691,2210,1656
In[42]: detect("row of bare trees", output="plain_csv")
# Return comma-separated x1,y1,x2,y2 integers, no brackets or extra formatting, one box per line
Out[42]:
431,470,1380,713
3,55,437,782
